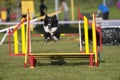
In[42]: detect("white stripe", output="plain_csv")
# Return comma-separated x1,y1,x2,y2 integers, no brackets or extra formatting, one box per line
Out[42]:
1,20,120,33
1,20,120,25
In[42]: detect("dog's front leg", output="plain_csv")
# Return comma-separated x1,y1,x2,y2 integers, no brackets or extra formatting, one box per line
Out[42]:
50,27,59,41
49,27,57,36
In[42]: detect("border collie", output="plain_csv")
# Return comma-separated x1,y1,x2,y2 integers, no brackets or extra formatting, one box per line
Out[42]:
43,15,60,42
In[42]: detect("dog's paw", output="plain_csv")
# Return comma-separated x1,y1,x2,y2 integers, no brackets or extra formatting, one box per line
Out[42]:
45,37,51,42
52,36,58,42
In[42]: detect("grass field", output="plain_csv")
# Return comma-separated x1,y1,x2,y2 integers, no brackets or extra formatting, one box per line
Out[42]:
0,33,120,80
0,1,120,80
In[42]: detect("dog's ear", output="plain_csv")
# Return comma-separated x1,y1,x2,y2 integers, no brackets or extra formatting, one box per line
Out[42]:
44,14,48,26
53,15,57,19
53,15,58,26
44,14,49,22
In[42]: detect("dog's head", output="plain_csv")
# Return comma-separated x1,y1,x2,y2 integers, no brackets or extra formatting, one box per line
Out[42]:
44,15,58,29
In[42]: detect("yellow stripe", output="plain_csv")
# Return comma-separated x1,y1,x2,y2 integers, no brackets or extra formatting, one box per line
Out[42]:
14,26,18,54
92,14,98,63
71,0,74,21
24,14,29,64
21,18,26,54
61,34,65,36
40,34,44,37
84,16,89,54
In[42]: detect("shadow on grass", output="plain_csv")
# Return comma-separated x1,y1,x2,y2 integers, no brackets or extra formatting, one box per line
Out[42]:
36,60,92,66
35,58,106,67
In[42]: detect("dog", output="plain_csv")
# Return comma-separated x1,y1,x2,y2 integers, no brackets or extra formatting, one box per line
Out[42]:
43,15,60,42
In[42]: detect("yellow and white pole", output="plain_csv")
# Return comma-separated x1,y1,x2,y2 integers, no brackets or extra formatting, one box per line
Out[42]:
92,14,97,54
92,13,98,65
24,13,29,68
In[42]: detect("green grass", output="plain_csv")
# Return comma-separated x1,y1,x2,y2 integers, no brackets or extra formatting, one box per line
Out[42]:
0,0,120,80
0,33,120,80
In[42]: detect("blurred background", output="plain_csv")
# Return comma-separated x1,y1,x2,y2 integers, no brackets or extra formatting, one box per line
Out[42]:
0,0,120,22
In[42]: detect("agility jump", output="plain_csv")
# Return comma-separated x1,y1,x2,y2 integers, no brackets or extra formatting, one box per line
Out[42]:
27,9,99,68
8,8,102,68
28,8,98,68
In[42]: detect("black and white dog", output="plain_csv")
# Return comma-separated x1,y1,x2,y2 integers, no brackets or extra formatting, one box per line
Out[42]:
43,15,60,42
